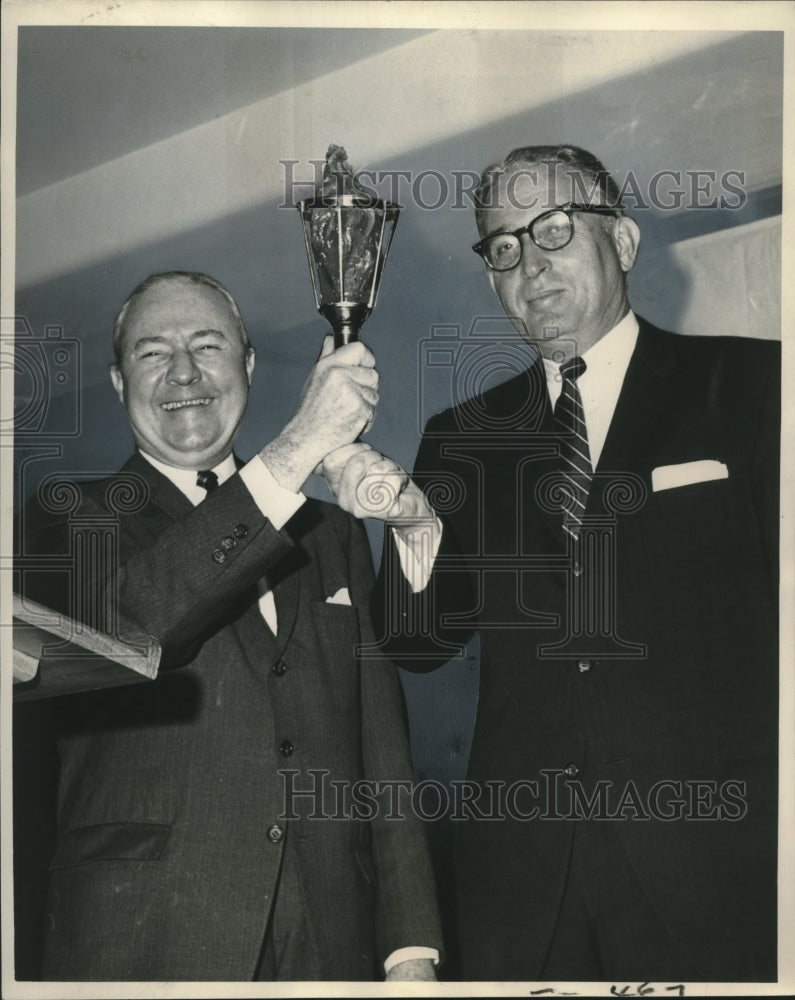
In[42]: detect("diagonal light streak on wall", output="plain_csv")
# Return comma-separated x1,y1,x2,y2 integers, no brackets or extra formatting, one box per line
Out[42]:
16,29,743,288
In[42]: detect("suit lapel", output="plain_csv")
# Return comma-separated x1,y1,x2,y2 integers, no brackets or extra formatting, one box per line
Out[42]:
121,452,194,523
592,320,680,492
119,452,309,684
231,454,302,652
517,320,681,531
270,565,300,653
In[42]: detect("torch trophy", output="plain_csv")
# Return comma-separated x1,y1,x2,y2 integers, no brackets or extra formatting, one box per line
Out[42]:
298,145,400,347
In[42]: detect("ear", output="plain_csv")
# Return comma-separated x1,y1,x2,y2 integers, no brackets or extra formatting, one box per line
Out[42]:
611,215,641,273
109,364,125,404
245,347,256,385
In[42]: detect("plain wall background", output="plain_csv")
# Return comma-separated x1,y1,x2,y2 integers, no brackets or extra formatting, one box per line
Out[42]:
8,20,784,980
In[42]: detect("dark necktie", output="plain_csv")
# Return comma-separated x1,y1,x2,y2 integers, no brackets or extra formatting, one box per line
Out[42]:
554,357,593,538
196,469,219,496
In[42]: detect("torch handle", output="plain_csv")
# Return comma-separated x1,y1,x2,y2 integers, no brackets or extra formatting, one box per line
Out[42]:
320,303,369,349
334,326,358,348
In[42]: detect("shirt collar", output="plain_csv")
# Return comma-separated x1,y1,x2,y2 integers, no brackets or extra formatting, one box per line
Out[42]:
139,451,237,506
581,309,639,376
542,310,639,382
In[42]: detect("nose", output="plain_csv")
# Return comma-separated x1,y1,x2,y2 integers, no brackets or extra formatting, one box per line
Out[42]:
166,349,201,386
520,233,549,279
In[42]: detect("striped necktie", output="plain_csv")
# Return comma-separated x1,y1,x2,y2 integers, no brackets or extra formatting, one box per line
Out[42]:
554,357,592,538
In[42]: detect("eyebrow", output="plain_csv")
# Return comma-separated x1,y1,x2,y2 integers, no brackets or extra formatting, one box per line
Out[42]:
482,205,572,241
131,329,229,351
481,224,520,242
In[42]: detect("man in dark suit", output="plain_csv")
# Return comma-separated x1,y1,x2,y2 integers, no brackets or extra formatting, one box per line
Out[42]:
17,271,441,981
322,145,780,982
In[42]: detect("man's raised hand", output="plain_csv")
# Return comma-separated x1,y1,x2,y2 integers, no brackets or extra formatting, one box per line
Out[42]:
321,443,435,527
258,336,379,492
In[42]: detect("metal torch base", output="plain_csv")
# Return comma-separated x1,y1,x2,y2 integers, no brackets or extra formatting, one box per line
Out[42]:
320,303,372,347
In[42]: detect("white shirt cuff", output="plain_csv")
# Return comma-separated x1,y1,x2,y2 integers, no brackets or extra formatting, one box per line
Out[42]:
383,946,440,974
391,516,443,593
239,455,306,531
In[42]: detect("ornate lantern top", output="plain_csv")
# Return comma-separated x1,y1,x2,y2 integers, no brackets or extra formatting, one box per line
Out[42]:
298,145,400,346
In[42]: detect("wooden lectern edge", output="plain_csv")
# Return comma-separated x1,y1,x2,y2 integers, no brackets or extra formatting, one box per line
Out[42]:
11,593,161,693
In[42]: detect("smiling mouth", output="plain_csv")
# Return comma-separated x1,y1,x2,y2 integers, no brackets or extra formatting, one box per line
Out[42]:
161,398,213,411
527,290,562,304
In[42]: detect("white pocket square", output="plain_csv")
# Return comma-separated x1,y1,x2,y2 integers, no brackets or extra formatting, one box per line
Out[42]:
326,587,352,606
651,460,728,492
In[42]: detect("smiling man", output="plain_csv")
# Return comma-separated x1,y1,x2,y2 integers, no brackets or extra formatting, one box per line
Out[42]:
109,274,257,471
472,153,639,357
322,146,780,982
18,271,441,982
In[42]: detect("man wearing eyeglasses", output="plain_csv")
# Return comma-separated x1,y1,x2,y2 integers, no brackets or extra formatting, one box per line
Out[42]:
322,145,780,982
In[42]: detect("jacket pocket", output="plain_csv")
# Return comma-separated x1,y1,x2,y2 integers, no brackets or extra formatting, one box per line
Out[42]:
49,821,171,870
649,476,733,509
310,601,361,656
311,601,359,622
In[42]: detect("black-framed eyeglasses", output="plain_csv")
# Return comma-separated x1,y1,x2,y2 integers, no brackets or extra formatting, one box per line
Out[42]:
472,204,621,272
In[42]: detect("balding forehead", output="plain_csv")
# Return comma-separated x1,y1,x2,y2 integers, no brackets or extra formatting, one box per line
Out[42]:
115,275,250,358
133,275,227,309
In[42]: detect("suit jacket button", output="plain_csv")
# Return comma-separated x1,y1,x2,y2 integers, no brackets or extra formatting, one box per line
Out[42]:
212,548,226,564
272,658,287,677
234,524,248,538
221,535,236,550
267,824,284,844
577,660,592,673
564,762,579,777
279,739,294,757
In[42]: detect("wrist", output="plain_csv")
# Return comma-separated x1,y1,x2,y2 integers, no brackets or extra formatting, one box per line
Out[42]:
386,481,435,529
259,425,323,493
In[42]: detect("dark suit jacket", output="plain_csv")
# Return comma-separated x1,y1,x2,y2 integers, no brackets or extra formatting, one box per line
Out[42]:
372,319,779,981
20,452,441,981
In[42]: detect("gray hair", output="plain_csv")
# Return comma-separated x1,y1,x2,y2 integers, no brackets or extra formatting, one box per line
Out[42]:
474,144,624,226
112,271,251,363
